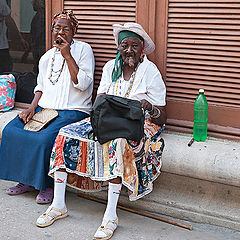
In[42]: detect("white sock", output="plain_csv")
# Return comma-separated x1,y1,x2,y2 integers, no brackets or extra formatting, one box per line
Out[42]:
94,183,122,238
36,171,68,226
103,182,122,221
51,171,68,209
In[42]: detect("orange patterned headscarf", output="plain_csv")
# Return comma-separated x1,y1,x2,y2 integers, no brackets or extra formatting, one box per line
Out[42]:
52,10,78,34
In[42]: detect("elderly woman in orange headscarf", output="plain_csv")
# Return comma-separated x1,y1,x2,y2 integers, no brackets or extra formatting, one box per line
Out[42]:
0,11,94,204
37,23,166,240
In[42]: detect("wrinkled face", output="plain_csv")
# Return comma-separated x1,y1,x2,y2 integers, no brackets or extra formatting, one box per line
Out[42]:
52,18,73,44
119,37,143,68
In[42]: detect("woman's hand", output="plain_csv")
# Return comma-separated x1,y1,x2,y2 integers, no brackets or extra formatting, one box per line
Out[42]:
140,99,167,126
53,36,80,85
140,99,153,112
18,106,35,124
53,36,71,60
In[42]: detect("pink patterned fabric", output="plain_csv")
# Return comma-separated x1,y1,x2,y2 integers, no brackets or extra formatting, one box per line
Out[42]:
0,74,16,111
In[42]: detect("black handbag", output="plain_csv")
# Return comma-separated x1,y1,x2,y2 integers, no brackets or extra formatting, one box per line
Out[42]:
90,94,145,145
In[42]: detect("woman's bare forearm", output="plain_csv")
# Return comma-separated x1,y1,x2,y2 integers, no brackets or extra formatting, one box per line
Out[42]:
65,56,79,85
30,91,43,109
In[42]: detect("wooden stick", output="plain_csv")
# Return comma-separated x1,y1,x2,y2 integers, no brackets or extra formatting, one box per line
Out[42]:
78,193,193,231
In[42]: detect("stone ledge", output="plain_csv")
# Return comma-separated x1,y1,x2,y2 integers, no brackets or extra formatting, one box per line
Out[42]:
161,132,240,188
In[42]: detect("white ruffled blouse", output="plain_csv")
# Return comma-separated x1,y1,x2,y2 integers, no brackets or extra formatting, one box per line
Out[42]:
34,39,95,114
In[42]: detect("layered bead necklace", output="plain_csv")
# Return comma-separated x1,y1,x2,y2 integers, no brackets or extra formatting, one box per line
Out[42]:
114,67,137,98
48,49,65,85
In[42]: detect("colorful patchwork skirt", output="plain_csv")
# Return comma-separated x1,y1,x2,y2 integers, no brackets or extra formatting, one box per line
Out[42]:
49,118,164,201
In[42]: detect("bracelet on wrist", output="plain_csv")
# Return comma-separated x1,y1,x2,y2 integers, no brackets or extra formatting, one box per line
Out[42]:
150,107,161,118
148,104,154,114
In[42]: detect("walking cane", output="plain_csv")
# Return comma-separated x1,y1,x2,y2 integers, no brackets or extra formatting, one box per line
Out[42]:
78,193,193,231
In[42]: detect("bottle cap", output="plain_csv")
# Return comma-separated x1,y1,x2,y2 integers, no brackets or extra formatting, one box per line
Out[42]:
199,89,204,93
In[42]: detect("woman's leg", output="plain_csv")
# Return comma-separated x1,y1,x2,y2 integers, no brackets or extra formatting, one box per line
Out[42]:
94,177,122,239
36,169,68,227
103,177,122,221
51,169,68,209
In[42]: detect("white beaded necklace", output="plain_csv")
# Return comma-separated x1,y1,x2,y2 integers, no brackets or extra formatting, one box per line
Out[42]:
48,49,65,85
114,69,136,97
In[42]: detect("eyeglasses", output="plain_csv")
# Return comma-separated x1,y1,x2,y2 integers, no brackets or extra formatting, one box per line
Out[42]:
53,27,71,33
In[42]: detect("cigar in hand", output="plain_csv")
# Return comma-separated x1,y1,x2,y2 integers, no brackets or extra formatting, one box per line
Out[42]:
56,38,63,45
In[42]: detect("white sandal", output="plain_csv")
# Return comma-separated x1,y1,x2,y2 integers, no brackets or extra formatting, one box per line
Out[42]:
36,205,68,228
93,218,118,240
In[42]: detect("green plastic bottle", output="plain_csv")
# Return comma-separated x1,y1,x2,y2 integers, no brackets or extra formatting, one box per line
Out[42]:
193,89,208,142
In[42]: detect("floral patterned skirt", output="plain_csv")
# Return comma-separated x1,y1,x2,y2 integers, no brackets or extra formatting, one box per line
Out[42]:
49,118,164,201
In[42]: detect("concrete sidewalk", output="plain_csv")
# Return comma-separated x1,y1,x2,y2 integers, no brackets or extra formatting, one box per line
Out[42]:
0,180,240,240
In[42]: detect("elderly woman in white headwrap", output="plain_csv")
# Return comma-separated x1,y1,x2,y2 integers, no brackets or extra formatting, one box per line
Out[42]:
36,23,166,240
